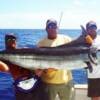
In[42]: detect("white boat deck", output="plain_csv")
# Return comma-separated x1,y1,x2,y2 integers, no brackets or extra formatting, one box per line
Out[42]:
75,84,90,100
56,84,91,100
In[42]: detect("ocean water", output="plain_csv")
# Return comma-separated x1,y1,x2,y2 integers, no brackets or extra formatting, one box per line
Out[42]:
0,29,99,99
0,29,81,50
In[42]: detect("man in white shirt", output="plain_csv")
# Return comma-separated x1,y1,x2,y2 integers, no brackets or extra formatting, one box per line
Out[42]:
85,21,100,100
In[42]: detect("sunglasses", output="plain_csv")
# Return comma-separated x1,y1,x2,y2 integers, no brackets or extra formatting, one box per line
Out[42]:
47,23,57,29
7,38,16,42
88,25,97,30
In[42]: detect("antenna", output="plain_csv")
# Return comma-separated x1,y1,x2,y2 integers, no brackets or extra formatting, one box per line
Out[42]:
58,12,63,29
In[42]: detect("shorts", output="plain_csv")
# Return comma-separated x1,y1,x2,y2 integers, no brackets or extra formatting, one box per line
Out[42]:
88,78,100,97
40,80,75,100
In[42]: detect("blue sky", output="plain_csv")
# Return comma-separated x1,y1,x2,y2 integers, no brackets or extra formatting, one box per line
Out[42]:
0,0,100,29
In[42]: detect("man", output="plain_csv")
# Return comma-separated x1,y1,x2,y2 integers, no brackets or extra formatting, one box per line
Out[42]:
0,34,17,72
4,34,31,80
4,34,38,100
85,21,100,100
36,19,75,100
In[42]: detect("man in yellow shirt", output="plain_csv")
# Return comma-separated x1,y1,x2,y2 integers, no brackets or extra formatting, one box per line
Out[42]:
36,19,75,100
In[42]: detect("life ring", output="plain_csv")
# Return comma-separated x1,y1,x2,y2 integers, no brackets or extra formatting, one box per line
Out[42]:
0,61,9,72
14,75,41,93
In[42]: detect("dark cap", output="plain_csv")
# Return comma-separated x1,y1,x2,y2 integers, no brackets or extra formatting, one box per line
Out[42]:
86,21,97,30
5,33,16,40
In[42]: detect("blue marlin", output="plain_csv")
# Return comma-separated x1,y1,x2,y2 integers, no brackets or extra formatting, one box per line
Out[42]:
0,45,99,70
0,25,99,70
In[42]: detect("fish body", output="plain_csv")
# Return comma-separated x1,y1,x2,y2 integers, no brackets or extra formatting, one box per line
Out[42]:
0,46,99,70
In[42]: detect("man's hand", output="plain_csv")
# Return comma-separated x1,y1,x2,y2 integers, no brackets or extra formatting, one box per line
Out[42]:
85,35,93,44
44,68,57,73
35,69,43,77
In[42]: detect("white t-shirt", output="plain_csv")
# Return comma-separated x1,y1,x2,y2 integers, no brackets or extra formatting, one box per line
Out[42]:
88,35,100,78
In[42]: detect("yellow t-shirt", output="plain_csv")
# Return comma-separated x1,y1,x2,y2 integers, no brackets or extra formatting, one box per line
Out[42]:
38,34,72,84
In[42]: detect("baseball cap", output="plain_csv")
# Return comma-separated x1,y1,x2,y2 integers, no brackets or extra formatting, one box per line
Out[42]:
46,19,57,29
86,21,97,30
5,33,16,43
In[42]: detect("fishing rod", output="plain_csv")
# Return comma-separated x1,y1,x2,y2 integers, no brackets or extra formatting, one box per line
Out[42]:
58,12,63,29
